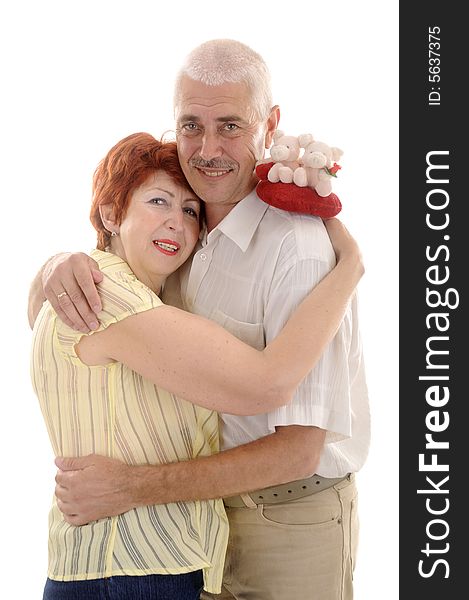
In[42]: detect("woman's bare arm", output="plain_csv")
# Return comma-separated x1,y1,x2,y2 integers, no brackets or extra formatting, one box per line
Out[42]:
77,219,363,415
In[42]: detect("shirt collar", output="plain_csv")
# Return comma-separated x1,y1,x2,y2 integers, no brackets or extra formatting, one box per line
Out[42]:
207,189,269,252
90,248,135,277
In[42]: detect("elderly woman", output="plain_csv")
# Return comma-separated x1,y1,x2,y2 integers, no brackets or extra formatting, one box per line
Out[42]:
30,132,362,600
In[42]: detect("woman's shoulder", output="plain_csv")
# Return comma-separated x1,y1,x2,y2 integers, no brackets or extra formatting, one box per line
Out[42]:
91,249,164,323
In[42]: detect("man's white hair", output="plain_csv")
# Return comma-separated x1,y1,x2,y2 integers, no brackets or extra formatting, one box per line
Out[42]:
174,39,273,120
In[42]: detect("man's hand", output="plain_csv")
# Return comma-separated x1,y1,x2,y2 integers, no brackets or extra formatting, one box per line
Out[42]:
43,252,103,332
55,454,139,525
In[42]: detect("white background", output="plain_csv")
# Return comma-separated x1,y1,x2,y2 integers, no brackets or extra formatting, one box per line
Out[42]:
0,1,398,598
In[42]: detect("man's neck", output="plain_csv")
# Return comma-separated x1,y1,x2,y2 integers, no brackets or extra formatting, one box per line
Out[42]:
205,203,236,233
204,183,256,233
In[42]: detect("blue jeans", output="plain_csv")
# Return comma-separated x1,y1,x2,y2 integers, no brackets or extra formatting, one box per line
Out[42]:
43,571,204,600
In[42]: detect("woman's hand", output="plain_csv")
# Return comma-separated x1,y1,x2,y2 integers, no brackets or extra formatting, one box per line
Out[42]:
323,218,364,279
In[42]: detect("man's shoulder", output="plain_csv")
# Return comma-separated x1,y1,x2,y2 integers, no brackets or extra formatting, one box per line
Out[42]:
267,207,327,234
258,206,334,262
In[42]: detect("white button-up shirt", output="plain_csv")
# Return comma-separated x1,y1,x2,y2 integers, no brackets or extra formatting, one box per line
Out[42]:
164,190,370,477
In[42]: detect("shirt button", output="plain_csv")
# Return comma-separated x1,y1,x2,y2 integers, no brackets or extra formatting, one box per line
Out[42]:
200,253,207,261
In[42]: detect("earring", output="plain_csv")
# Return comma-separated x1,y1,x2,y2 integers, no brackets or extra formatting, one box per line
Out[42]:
111,231,118,237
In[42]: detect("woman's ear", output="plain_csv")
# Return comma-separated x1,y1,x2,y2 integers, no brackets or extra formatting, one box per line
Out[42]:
99,204,119,235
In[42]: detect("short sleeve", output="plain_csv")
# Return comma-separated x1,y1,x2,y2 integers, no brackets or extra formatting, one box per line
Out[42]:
56,269,164,357
263,252,354,443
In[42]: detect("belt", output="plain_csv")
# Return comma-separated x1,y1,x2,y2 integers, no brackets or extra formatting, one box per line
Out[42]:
223,474,351,508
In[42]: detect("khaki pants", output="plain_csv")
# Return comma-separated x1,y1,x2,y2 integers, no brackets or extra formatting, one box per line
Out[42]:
202,474,358,600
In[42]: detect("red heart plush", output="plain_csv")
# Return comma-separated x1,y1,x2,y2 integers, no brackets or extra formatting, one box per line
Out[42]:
255,162,342,218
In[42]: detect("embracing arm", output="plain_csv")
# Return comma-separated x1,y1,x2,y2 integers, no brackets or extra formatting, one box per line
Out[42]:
78,219,363,416
55,424,325,525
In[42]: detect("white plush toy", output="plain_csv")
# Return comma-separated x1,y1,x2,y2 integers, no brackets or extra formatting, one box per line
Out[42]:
267,130,302,183
293,134,343,197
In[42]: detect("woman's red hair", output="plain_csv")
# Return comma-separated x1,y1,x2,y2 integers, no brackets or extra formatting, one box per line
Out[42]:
90,132,197,250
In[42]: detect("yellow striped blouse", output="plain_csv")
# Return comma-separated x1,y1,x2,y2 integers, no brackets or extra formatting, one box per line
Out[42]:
30,249,228,594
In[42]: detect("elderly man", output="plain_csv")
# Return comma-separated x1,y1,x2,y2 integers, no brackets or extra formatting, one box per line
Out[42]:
29,39,370,600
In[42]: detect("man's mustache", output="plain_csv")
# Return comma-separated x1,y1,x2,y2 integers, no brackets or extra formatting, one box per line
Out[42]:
189,157,237,170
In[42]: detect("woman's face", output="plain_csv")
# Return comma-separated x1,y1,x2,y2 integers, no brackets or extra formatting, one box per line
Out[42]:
115,171,201,292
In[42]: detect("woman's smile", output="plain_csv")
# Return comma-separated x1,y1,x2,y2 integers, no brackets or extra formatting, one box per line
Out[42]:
153,238,181,255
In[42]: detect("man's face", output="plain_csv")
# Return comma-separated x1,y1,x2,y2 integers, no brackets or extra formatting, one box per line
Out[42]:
175,76,275,210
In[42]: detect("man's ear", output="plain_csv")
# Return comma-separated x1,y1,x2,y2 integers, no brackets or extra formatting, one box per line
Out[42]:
99,204,118,235
264,105,280,149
